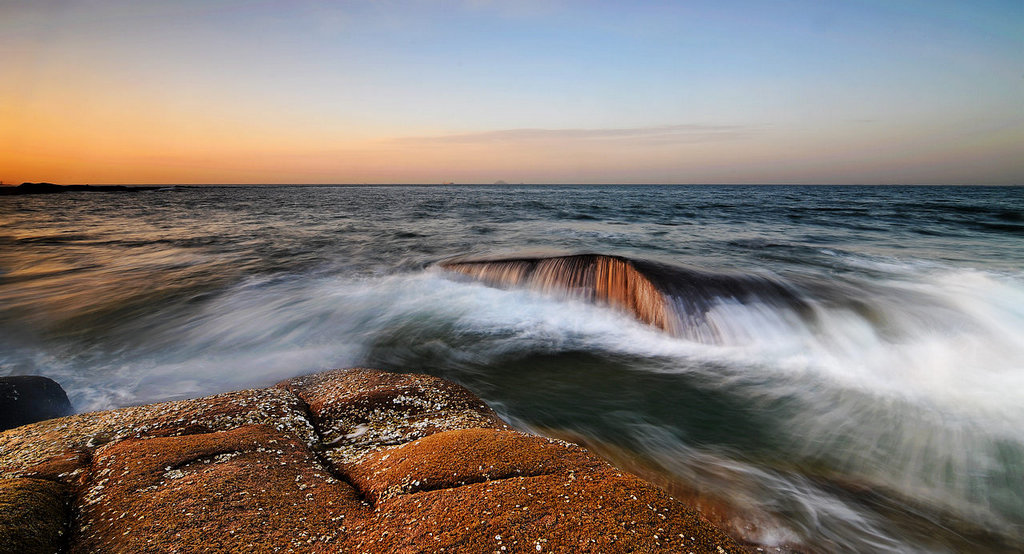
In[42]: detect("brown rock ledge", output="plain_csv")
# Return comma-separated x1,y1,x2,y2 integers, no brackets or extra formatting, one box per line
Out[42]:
0,368,743,553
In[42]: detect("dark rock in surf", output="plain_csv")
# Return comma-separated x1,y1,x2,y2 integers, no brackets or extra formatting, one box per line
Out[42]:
0,368,743,553
0,376,73,431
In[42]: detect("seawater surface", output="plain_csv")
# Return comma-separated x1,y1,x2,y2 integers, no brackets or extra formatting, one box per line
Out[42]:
2,185,1022,552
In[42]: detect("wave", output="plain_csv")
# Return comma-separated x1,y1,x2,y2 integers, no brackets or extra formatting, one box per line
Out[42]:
4,254,1023,551
438,255,1024,548
441,254,677,334
440,254,809,344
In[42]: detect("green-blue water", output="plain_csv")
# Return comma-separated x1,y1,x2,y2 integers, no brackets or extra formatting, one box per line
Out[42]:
2,185,1022,552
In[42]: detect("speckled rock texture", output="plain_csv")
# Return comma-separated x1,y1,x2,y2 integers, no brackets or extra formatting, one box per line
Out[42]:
0,477,70,552
0,368,743,553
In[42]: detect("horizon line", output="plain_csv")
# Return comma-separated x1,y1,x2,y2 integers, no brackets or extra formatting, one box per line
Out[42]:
4,182,1021,187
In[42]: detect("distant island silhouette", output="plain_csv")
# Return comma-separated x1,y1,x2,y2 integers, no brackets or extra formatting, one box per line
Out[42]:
0,182,165,195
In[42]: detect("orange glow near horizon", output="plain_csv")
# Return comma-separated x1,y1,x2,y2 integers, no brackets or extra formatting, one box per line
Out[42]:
4,73,1020,185
2,2,1021,185
6,109,1021,185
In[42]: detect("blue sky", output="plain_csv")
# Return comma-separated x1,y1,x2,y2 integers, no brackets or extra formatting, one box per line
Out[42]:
1,0,1021,183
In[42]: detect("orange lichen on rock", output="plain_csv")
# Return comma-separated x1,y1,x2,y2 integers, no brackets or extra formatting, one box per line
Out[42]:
71,425,361,553
343,428,600,501
0,477,70,553
0,387,317,483
344,427,738,552
277,368,509,465
0,368,744,553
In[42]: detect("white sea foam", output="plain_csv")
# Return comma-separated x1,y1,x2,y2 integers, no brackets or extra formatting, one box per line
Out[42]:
22,262,1024,550
48,263,1024,419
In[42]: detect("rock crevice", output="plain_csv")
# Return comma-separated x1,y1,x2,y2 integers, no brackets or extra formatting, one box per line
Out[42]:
0,368,743,553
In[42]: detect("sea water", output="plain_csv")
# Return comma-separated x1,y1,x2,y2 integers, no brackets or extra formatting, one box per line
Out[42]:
1,185,1022,551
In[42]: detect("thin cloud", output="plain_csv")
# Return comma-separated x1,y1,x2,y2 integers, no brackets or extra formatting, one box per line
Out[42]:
396,124,758,146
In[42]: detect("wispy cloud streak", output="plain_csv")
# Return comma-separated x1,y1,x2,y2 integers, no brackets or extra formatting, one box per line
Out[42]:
396,124,758,146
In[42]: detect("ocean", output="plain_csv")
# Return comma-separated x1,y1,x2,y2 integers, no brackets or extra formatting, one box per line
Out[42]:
1,184,1022,552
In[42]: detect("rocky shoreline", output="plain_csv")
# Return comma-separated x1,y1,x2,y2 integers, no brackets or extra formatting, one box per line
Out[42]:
1,368,745,552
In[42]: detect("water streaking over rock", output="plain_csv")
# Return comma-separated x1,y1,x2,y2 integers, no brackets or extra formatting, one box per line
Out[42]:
441,254,809,343
442,254,678,335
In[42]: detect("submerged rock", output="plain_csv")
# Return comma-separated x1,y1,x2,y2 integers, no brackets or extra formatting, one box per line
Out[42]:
0,375,74,431
0,368,743,552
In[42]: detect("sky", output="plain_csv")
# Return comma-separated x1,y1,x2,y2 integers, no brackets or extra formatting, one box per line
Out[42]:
1,0,1021,185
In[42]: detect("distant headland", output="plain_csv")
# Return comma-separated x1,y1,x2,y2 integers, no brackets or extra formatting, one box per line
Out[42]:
0,182,166,195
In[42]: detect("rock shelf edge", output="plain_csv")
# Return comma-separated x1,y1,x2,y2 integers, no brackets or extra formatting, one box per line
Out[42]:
0,368,744,553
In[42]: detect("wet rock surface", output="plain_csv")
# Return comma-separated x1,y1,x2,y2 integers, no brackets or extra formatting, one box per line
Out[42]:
0,368,743,552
